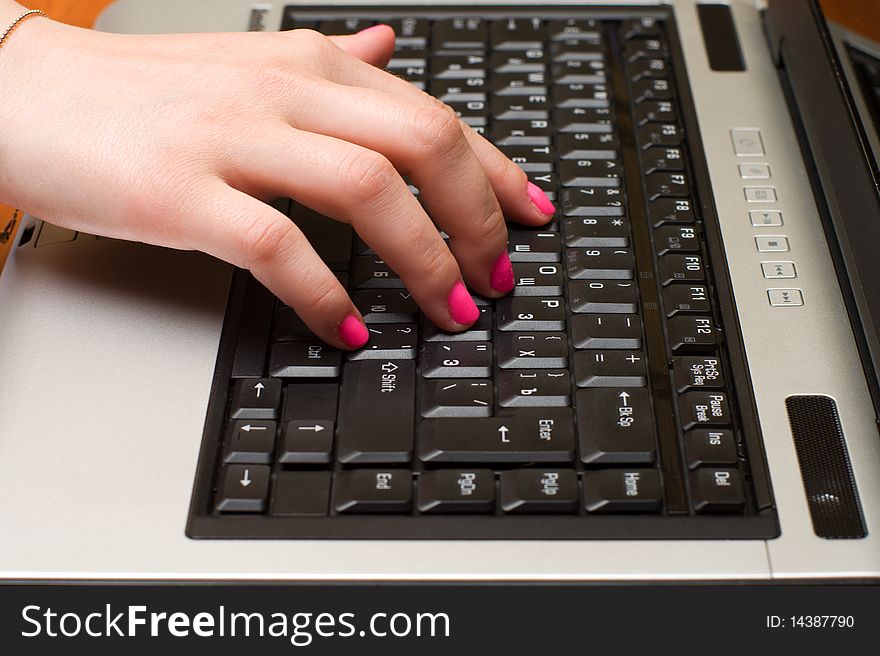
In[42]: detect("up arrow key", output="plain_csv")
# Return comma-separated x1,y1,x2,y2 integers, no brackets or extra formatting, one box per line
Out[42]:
253,382,265,398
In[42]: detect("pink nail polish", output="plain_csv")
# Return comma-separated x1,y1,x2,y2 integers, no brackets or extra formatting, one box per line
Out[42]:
527,181,556,216
447,281,480,325
490,251,515,294
339,314,369,349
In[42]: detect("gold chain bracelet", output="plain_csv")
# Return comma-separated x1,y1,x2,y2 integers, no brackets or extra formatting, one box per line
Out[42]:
0,9,46,52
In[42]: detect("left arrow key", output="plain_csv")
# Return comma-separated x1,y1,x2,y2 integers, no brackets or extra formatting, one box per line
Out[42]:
223,420,277,464
215,464,271,513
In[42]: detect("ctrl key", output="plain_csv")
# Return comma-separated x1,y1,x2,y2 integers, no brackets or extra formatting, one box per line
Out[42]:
334,470,413,514
215,465,270,513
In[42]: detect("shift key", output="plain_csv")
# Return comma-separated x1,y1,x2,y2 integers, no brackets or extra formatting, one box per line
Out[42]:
336,360,415,463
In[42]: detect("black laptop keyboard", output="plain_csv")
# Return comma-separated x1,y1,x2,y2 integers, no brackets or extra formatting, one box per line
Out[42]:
187,8,778,540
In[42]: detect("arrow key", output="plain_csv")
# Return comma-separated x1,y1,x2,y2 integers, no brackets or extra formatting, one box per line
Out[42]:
223,420,277,464
215,465,270,513
278,420,334,464
230,378,282,419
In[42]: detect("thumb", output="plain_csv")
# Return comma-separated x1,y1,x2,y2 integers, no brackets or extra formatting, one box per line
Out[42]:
328,24,396,69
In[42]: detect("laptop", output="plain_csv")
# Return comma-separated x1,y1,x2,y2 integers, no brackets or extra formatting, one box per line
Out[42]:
1,0,878,582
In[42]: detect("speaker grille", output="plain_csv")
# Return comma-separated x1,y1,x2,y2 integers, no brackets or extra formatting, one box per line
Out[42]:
785,396,866,539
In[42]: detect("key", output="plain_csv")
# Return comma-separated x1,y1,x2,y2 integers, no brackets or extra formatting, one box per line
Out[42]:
625,37,669,61
563,216,630,247
628,56,669,81
417,470,496,513
645,171,690,199
512,262,564,296
548,19,601,42
637,121,682,147
576,388,656,463
662,284,710,316
560,186,625,217
387,17,429,46
448,99,488,127
429,78,487,102
273,306,313,342
318,18,369,35
431,54,486,79
348,324,417,360
420,409,576,463
649,197,695,226
277,420,333,464
230,378,282,419
654,225,699,255
658,254,705,285
498,370,571,407
490,51,547,74
334,470,413,514
288,203,353,270
572,314,642,349
556,106,614,133
351,256,403,288
268,342,342,378
568,280,639,313
507,230,561,262
550,41,605,62
500,145,554,173
690,468,745,513
621,17,661,40
420,379,493,418
641,145,685,173
685,429,738,469
282,383,338,422
557,132,619,160
433,17,487,49
500,470,579,513
560,159,623,187
584,469,662,513
215,465,270,513
353,289,418,323
673,356,725,392
679,391,731,430
231,276,274,378
490,73,548,97
631,77,672,102
566,247,634,279
574,350,647,387
270,471,331,516
497,297,566,331
491,96,549,120
223,420,276,464
633,99,677,125
421,342,493,378
336,360,415,463
490,118,552,145
422,306,493,341
497,332,568,369
667,316,716,353
490,17,544,50
553,60,607,85
553,82,611,108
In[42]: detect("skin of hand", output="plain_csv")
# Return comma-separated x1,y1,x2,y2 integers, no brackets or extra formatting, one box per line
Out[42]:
0,10,555,349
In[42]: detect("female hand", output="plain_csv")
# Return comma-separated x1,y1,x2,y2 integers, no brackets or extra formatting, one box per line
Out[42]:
0,11,555,348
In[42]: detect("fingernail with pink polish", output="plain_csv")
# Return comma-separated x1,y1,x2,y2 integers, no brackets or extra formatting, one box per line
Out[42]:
447,281,480,325
339,314,369,349
527,181,555,216
490,251,514,294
